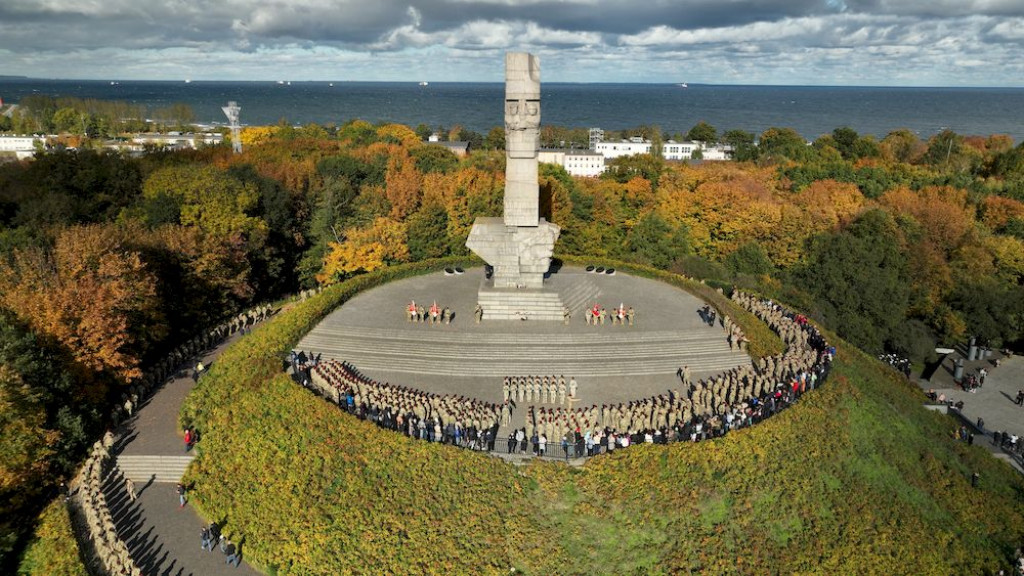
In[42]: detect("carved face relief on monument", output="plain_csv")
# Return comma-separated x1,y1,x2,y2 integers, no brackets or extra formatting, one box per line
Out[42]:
505,98,540,132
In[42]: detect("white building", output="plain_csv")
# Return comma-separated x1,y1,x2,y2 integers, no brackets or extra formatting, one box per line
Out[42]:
538,149,605,177
0,135,47,160
594,137,652,159
661,140,732,161
131,133,223,149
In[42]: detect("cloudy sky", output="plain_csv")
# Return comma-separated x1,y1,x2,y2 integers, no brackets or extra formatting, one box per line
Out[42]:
1,0,1022,86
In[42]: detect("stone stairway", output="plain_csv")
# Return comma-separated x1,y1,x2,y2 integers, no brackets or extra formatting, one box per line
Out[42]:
299,325,748,377
477,287,566,321
116,455,194,483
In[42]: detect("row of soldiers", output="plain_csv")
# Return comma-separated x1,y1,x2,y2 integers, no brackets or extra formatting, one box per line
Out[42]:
518,290,833,452
70,301,277,576
116,304,274,429
311,359,512,437
722,314,749,351
406,301,454,325
584,304,636,326
503,375,578,405
75,431,143,576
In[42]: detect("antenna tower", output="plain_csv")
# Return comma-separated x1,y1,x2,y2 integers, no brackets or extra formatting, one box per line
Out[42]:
222,101,242,154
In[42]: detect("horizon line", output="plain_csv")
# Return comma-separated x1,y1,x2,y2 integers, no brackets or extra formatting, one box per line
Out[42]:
2,77,1023,90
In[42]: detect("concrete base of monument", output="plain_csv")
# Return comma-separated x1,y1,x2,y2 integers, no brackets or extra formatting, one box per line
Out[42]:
296,266,752,406
477,280,565,321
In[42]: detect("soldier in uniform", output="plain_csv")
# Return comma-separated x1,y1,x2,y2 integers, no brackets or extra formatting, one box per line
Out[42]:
627,306,635,326
475,304,483,323
569,377,578,399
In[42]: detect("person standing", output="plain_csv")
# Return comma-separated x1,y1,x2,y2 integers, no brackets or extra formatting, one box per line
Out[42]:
201,525,212,551
176,482,187,508
125,477,137,501
183,428,192,452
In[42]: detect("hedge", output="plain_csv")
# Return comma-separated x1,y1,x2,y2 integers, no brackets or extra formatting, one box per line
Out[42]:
16,498,89,576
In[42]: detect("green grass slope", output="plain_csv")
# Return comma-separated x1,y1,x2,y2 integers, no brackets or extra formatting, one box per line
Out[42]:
181,261,1024,575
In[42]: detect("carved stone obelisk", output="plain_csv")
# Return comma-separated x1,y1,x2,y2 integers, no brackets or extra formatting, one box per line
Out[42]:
465,52,563,320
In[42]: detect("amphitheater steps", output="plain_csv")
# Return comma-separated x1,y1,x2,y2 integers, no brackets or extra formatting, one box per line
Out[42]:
299,325,749,377
116,455,194,483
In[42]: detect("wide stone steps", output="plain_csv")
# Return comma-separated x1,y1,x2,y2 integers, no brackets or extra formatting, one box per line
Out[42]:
303,331,747,377
116,455,194,483
477,289,565,321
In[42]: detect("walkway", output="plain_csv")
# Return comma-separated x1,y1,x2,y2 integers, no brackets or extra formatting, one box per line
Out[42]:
917,347,1024,473
104,336,262,576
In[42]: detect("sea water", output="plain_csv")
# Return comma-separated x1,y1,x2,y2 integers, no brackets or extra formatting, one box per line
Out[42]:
1,78,1022,143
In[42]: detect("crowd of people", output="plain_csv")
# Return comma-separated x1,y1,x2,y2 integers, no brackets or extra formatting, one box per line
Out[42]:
302,289,836,462
406,300,454,325
503,375,578,406
506,291,834,457
878,353,912,377
310,360,513,450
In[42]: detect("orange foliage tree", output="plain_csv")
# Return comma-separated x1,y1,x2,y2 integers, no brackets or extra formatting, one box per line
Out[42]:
0,225,162,383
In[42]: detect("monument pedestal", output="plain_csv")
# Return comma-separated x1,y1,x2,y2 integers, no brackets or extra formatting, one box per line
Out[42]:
477,280,564,322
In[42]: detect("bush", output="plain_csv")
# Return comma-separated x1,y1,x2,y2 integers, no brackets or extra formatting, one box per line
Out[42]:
16,498,88,576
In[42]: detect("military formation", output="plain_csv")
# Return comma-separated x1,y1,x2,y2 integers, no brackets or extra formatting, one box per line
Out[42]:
76,430,143,576
584,303,636,326
406,300,454,325
311,288,832,460
503,375,578,406
311,359,513,448
514,290,833,454
69,302,275,575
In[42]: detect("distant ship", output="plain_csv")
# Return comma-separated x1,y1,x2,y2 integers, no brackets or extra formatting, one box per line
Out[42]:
277,80,285,85
679,82,688,88
329,82,334,87
419,81,429,86
184,79,192,84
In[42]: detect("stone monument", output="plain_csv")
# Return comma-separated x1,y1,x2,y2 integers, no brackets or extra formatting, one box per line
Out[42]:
465,52,563,320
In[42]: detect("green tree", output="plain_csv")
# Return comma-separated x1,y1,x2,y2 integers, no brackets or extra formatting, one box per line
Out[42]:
725,242,775,276
622,212,690,268
411,145,459,175
484,127,506,151
686,121,718,144
406,201,450,260
758,127,813,163
792,209,911,353
603,154,664,189
723,129,758,161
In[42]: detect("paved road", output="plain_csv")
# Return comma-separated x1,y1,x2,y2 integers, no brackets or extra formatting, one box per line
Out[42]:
105,336,262,576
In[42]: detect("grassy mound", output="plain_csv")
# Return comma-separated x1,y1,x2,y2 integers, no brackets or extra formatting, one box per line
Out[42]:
181,260,1024,575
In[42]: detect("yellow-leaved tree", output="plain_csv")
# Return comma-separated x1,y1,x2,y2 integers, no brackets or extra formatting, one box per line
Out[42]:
317,218,409,284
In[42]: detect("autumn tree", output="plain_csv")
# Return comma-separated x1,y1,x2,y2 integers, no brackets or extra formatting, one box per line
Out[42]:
0,225,163,383
317,217,409,283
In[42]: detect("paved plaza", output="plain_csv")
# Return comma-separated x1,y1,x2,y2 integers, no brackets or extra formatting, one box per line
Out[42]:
297,266,751,406
918,347,1024,472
